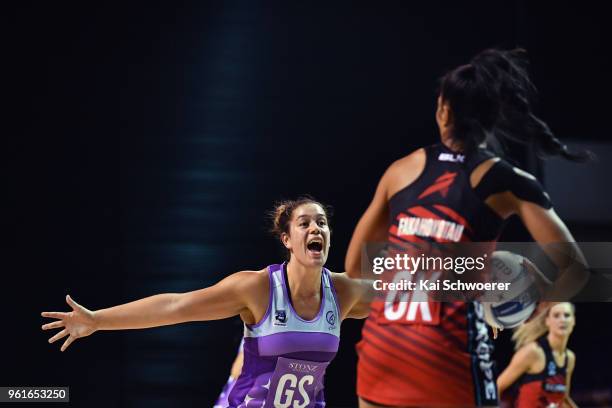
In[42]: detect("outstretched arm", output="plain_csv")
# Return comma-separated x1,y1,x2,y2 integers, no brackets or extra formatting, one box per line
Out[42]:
345,150,425,279
42,270,260,351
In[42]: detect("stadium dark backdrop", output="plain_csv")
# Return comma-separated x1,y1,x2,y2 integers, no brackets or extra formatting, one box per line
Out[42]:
4,2,610,407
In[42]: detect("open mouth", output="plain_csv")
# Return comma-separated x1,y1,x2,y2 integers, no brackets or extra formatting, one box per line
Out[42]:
307,241,323,253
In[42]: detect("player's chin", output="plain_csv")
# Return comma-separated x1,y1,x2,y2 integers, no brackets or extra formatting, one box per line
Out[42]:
306,250,326,266
556,326,571,334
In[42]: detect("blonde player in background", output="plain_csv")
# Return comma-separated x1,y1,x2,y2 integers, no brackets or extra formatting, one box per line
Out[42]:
497,302,577,408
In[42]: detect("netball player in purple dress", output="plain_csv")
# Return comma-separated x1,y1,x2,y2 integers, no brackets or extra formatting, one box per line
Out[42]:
42,198,370,407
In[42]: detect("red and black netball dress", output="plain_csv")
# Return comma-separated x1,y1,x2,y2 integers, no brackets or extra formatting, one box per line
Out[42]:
357,143,508,407
515,336,567,408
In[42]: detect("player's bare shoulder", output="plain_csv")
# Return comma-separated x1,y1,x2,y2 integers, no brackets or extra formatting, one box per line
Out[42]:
519,341,546,373
329,271,352,292
330,272,367,299
233,268,271,324
385,148,427,199
328,272,354,316
524,341,545,357
219,268,270,307
233,268,270,297
387,148,426,176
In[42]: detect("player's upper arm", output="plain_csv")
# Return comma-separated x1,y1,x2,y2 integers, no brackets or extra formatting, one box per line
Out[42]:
174,270,264,322
331,272,372,320
476,160,589,295
497,343,540,395
345,149,425,278
474,159,552,219
344,165,392,278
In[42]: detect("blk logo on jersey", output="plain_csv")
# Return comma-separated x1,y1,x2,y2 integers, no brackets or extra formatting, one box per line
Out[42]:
418,171,457,199
438,152,465,163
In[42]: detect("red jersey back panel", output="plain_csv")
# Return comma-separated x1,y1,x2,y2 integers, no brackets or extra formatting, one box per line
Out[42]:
357,144,505,407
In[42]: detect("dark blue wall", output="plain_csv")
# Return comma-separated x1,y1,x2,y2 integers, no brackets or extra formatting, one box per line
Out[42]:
5,2,610,406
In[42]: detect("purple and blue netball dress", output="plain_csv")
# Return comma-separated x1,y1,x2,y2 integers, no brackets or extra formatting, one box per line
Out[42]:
227,263,341,408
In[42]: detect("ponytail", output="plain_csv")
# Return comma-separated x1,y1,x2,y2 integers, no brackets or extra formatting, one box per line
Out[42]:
440,48,594,162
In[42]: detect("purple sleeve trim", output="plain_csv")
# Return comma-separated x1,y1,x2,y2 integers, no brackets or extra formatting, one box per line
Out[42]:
325,269,342,320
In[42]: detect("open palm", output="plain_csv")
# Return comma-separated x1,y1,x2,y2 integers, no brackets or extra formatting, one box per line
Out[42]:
42,295,97,351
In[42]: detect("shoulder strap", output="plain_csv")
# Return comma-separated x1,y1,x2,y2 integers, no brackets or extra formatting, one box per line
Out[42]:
538,336,553,359
464,146,496,174
270,264,286,313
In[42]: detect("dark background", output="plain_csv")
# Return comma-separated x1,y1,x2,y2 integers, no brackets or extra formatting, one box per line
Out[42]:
4,1,611,407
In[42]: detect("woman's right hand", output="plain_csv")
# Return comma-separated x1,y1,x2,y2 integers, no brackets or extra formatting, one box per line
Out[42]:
42,295,97,352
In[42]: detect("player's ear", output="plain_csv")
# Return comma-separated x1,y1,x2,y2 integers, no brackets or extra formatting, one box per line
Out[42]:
281,232,292,250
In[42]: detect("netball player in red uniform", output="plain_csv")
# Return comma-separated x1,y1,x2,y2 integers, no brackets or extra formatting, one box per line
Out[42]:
497,302,577,408
345,49,590,407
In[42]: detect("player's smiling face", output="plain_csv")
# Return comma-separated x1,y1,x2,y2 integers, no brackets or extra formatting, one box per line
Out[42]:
282,203,330,268
546,302,575,337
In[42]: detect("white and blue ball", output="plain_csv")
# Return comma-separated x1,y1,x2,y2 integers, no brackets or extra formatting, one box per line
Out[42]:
483,251,540,329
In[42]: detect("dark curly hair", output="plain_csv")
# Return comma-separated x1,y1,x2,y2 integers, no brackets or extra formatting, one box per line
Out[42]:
439,48,593,162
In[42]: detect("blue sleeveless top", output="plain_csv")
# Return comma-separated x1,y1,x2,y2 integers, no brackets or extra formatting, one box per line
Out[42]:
228,263,341,408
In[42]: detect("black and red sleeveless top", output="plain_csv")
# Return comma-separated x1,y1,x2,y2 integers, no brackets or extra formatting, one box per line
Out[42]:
516,336,568,408
379,143,506,328
358,144,508,406
357,144,512,406
388,143,505,244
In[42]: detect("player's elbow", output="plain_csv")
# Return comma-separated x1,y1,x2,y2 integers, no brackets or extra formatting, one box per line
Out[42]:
567,264,590,294
170,292,197,323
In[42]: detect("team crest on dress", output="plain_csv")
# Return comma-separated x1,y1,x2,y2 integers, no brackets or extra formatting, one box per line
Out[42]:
547,361,556,376
326,310,336,327
275,310,287,325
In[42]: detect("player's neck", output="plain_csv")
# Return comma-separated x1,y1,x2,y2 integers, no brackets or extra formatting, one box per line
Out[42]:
440,134,463,153
547,332,568,353
286,260,322,298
